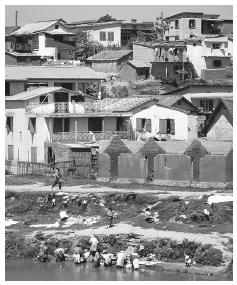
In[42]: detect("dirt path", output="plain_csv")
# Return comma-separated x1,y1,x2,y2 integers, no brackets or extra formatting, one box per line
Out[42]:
5,183,231,200
26,222,232,260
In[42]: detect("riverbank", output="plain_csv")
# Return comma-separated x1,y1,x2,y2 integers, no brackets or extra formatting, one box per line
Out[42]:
5,182,233,280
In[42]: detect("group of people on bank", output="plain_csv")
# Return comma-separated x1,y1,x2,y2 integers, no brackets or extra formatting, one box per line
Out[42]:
37,234,140,270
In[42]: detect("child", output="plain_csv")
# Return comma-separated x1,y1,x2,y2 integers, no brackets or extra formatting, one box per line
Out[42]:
107,207,114,228
145,208,153,223
184,253,191,267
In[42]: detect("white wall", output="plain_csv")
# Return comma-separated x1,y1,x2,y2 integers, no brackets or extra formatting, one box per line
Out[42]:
88,26,121,47
5,108,51,163
131,105,195,140
186,43,206,76
207,114,233,140
34,33,58,59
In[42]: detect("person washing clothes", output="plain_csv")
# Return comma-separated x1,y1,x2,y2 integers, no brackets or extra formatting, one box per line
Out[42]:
107,207,114,228
184,253,191,267
116,250,126,268
54,248,68,262
89,235,99,259
144,208,153,223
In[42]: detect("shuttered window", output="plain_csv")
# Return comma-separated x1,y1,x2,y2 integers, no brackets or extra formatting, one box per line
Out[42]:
28,117,36,134
159,119,175,135
108,32,114,41
6,116,13,133
100,32,106,41
136,118,152,132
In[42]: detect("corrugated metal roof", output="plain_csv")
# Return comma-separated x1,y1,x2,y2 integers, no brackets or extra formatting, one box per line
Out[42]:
5,26,20,36
5,51,41,58
5,87,64,101
46,28,74,35
87,50,132,61
10,21,58,35
5,65,104,80
128,60,151,68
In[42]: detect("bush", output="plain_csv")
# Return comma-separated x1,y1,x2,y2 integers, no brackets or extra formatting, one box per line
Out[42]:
194,244,223,266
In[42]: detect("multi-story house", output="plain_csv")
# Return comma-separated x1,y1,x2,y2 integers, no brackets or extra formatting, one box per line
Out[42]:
5,65,103,97
120,42,195,82
121,19,154,46
185,36,231,79
67,20,122,48
164,12,224,41
6,19,76,60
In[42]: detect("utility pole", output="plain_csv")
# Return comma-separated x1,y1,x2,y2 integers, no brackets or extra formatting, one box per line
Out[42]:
15,10,18,26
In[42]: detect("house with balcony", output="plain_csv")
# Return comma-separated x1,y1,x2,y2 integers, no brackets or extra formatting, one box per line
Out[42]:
6,19,76,60
5,65,103,97
127,42,194,81
164,12,223,41
5,91,199,164
67,20,122,48
185,36,231,79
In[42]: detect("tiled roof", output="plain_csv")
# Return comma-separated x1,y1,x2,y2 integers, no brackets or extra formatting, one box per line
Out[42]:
87,50,132,61
5,26,20,36
128,60,151,68
5,65,104,80
5,87,63,101
81,97,156,113
10,20,58,35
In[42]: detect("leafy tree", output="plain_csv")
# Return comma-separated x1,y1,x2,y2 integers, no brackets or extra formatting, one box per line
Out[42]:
74,31,103,61
97,14,116,23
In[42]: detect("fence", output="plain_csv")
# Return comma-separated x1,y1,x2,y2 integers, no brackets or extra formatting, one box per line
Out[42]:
5,160,12,174
17,161,51,176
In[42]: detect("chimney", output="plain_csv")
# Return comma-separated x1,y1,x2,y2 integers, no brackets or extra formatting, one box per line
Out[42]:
131,19,137,23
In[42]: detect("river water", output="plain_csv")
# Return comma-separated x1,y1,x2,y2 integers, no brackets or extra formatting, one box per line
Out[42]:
5,261,221,281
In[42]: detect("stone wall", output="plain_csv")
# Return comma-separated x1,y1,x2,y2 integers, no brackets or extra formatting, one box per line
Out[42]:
154,154,192,181
118,153,146,179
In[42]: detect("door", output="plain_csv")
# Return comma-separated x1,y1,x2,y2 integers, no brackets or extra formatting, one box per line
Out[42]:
48,147,55,165
8,145,14,161
31,147,37,163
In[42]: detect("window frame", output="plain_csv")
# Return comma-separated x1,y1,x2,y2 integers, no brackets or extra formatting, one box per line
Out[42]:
100,31,106,41
200,99,213,112
175,20,179,29
6,116,13,132
189,19,196,29
28,117,37,134
212,43,221,49
108,31,114,42
213,60,222,67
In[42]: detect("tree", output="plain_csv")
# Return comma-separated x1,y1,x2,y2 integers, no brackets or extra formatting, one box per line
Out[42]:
97,14,116,23
74,31,103,61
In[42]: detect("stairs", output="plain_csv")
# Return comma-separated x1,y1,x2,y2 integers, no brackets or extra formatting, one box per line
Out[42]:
187,57,198,79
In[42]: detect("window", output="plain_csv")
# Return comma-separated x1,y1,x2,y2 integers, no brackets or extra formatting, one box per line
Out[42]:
57,53,61,60
213,60,222,67
108,32,114,41
100,32,106,41
136,118,152,132
8,145,14,161
175,20,179,29
200,100,213,112
174,64,182,72
53,118,69,133
213,43,221,49
6,116,13,133
28,117,36,134
175,36,179,40
26,82,48,91
55,24,59,29
40,95,48,103
88,117,103,132
189,19,196,29
5,81,10,96
159,119,175,135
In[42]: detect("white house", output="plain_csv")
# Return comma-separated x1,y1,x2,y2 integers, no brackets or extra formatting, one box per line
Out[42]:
5,94,199,164
7,19,76,60
186,36,231,79
67,20,122,47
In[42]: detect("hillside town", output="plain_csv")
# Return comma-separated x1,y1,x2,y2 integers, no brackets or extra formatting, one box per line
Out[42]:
5,7,233,282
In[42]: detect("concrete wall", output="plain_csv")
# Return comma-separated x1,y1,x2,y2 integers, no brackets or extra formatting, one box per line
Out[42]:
207,114,233,140
204,57,230,69
186,43,206,76
118,153,146,179
154,154,192,181
133,44,155,61
199,155,227,182
188,115,199,140
104,117,117,132
97,153,111,178
92,61,118,73
201,68,227,80
226,150,233,182
151,62,190,80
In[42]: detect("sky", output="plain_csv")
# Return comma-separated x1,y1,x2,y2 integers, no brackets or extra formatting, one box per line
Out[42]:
5,5,233,27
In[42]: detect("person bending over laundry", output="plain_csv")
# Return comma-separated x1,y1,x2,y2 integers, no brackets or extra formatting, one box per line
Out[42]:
89,235,99,259
144,208,153,223
116,250,126,268
54,248,68,262
184,253,191,267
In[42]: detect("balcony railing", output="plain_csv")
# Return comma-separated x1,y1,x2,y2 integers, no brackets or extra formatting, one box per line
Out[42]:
26,102,115,115
52,131,130,142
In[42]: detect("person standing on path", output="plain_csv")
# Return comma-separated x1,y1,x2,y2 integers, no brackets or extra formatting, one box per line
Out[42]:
51,168,62,190
107,206,114,228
